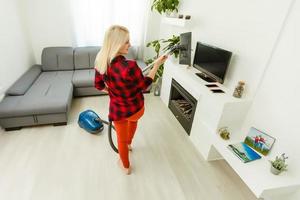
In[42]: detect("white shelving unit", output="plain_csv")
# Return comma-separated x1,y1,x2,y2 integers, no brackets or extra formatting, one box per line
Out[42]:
160,60,300,199
161,17,190,27
212,133,300,198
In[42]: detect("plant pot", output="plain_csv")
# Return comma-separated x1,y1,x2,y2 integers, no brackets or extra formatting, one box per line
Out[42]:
165,10,178,18
153,77,162,96
270,165,282,175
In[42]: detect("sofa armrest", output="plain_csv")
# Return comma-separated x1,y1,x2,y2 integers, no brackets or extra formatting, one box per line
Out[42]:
6,65,42,96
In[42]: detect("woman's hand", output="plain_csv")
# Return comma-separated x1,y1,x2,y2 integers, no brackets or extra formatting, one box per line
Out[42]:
154,55,168,67
147,55,168,80
103,87,108,93
102,85,109,93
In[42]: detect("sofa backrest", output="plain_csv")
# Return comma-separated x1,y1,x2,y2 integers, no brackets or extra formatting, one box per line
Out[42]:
73,46,139,69
41,47,74,71
41,46,139,71
74,46,101,70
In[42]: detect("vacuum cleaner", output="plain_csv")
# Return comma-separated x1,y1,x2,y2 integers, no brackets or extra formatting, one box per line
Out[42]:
78,109,118,153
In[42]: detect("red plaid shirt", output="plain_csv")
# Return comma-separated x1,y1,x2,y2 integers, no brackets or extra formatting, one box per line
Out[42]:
94,55,153,121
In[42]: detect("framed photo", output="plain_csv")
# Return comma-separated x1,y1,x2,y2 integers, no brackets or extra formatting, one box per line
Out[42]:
243,127,276,156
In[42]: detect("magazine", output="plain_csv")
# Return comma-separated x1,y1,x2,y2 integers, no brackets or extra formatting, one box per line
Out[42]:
227,142,261,163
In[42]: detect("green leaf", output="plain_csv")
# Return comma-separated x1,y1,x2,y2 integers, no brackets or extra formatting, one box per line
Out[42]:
155,43,160,54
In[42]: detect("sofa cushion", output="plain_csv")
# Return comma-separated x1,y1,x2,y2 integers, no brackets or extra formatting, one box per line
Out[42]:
74,46,101,70
26,70,73,94
6,65,42,96
0,71,74,118
0,85,73,118
72,69,95,87
41,47,74,71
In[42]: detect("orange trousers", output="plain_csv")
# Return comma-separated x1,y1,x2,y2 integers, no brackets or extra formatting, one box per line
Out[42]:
113,107,144,168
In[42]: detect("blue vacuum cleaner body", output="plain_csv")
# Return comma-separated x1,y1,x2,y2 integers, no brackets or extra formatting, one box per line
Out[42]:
78,110,104,134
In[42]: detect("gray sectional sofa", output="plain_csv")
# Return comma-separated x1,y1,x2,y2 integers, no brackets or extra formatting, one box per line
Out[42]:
0,46,146,131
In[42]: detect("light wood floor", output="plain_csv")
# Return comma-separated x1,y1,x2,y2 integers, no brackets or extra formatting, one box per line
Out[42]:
0,94,257,200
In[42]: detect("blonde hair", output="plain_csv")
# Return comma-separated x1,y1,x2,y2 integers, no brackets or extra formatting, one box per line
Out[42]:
95,25,129,74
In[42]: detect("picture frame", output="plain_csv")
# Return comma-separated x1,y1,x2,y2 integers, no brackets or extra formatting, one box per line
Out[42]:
244,127,276,156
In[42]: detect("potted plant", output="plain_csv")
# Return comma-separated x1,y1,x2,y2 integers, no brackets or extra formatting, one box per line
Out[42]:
145,35,180,95
162,35,180,58
145,35,180,82
151,0,180,16
269,153,288,175
145,39,163,83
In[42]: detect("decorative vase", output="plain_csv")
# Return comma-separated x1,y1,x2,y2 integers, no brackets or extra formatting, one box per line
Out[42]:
165,10,178,18
218,127,230,140
233,81,245,98
270,165,281,175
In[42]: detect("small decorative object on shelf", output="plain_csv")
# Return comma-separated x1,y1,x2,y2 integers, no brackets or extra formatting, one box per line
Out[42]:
269,153,288,175
178,14,184,19
185,15,191,20
167,11,178,18
218,127,230,140
233,81,245,98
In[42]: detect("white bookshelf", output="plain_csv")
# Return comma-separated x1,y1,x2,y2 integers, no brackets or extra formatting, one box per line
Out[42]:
160,60,300,199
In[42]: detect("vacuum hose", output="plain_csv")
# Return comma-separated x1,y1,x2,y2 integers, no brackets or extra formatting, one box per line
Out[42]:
108,121,118,153
97,119,118,153
141,44,185,73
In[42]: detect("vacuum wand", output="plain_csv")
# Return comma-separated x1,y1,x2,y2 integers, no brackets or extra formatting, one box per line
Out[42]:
142,44,185,73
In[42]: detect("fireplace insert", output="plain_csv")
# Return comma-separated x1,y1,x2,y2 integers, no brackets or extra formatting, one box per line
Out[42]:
168,79,197,135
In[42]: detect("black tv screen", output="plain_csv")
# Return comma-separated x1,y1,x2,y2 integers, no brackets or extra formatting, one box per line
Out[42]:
193,42,232,83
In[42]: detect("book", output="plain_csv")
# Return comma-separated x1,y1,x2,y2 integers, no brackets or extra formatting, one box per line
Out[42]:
227,142,261,163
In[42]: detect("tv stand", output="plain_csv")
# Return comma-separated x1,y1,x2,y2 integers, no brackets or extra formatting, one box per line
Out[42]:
160,61,300,200
195,73,216,82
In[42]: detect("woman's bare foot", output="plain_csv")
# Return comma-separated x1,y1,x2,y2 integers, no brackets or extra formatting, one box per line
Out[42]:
128,144,132,151
118,160,131,175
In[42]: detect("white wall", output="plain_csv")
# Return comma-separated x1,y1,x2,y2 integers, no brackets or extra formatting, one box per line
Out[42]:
22,0,153,64
241,1,300,198
22,0,74,64
152,0,292,98
0,0,34,100
143,9,162,60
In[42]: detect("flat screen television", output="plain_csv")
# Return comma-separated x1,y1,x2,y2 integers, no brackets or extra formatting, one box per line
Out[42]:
193,42,232,83
179,32,192,66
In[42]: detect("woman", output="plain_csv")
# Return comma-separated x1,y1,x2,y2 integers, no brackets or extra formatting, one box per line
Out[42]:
94,25,167,175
